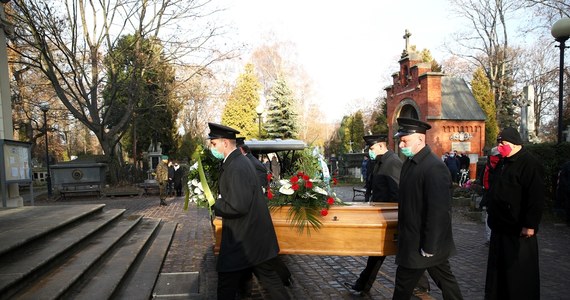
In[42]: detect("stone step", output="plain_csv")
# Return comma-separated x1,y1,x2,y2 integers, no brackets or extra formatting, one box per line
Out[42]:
12,215,143,300
0,204,177,299
0,208,126,296
114,222,178,299
70,218,162,300
0,204,106,256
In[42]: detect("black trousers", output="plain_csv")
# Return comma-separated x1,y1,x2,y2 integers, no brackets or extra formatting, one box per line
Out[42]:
355,256,430,292
355,256,386,291
393,260,462,300
217,258,290,300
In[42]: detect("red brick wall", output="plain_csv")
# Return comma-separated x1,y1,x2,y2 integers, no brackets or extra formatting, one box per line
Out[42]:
385,55,485,179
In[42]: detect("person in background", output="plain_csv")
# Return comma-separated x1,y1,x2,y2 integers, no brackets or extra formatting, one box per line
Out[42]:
167,160,175,197
271,156,281,180
363,153,375,202
458,152,470,171
207,123,290,300
444,150,460,183
557,161,570,226
263,156,271,173
485,127,544,300
173,160,184,197
392,118,463,300
361,155,369,182
345,134,430,296
237,137,269,189
479,147,502,245
155,155,169,206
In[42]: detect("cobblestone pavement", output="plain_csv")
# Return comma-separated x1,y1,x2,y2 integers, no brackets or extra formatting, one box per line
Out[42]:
31,186,570,300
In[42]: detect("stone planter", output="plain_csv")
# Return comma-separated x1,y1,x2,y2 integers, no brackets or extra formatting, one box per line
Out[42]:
213,203,399,256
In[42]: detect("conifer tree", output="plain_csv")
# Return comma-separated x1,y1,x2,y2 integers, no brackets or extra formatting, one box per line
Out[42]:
472,67,498,148
222,64,262,138
350,111,365,152
265,77,298,139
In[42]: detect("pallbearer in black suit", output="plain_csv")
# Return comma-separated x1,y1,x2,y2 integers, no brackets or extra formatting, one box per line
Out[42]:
392,118,463,300
236,137,269,189
207,123,290,300
345,134,430,296
236,137,292,296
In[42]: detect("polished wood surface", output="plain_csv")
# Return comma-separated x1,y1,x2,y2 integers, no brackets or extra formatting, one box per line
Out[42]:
213,203,399,256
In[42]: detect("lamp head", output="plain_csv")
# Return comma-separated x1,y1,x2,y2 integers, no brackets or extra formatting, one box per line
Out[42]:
552,18,570,42
256,104,264,115
40,102,50,112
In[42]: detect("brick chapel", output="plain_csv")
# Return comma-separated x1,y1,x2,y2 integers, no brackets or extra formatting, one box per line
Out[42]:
385,30,486,177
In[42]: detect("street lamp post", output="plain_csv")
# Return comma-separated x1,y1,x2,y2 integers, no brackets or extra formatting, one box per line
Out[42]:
551,18,570,144
256,104,264,138
40,102,52,197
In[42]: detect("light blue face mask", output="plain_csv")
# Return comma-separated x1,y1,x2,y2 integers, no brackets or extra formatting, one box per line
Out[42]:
210,148,225,160
368,149,376,160
400,147,414,157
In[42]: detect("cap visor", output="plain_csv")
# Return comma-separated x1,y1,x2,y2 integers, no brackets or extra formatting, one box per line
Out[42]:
394,131,411,138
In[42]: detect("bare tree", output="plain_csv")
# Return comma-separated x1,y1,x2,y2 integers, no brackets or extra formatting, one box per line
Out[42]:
523,0,570,30
176,65,227,142
512,38,559,141
7,0,237,183
447,0,523,127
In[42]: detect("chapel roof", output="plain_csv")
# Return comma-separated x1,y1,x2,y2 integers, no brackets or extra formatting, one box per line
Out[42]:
439,77,487,121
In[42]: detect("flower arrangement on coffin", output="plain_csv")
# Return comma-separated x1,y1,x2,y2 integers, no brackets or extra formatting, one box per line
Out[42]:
267,170,344,234
184,145,220,212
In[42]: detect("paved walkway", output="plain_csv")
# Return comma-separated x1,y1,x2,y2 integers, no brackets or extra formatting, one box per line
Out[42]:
29,186,570,299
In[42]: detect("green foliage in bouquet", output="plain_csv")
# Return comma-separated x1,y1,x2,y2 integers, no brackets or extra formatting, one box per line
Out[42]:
184,145,221,210
268,170,343,234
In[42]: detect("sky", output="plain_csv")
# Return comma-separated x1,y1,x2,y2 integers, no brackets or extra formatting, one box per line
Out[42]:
218,0,463,122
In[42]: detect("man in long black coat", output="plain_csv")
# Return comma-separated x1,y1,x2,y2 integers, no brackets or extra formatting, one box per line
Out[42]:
485,127,544,300
236,137,292,294
392,118,463,300
207,123,289,300
345,134,430,296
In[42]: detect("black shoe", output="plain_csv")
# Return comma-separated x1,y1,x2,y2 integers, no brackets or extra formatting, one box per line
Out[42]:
160,200,168,206
283,276,293,287
343,282,364,296
413,287,430,296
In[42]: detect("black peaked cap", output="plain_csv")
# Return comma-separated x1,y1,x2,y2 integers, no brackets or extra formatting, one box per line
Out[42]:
394,118,432,138
207,122,240,140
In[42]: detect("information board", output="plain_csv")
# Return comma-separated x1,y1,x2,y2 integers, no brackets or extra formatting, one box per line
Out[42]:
1,139,32,182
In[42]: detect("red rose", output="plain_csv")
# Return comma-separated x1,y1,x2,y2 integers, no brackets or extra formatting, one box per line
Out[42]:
290,176,299,184
292,183,299,191
302,174,310,181
327,197,334,205
333,178,338,185
305,180,313,188
267,173,272,181
320,208,328,216
267,189,273,199
297,171,304,177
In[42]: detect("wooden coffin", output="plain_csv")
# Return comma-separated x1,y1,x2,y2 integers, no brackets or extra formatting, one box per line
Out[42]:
213,202,398,256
